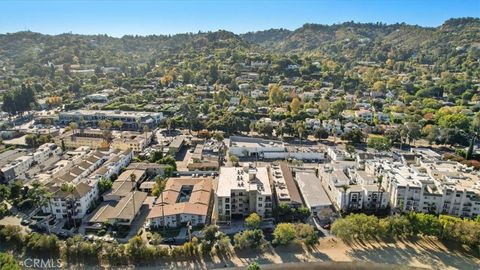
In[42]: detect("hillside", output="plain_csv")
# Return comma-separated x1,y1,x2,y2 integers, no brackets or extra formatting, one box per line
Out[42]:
241,18,480,63
0,18,478,69
0,30,253,68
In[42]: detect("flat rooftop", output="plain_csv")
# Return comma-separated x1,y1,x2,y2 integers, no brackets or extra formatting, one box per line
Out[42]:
271,162,303,205
296,172,332,207
229,136,284,148
216,165,272,197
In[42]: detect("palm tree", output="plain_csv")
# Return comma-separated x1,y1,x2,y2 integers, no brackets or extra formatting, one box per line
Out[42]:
30,181,53,233
61,183,78,230
143,125,150,143
99,120,113,142
295,121,306,146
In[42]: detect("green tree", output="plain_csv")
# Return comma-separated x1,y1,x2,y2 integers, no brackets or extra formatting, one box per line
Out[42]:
290,97,301,115
0,252,21,270
247,262,261,270
268,84,283,105
295,223,318,245
367,136,391,151
272,223,296,245
438,114,470,131
126,236,152,262
98,177,113,194
229,155,239,166
113,120,123,131
341,129,365,144
314,127,329,140
201,225,219,254
373,81,386,92
245,212,262,229
234,229,266,250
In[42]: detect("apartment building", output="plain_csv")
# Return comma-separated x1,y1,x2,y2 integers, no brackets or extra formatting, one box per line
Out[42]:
319,161,389,212
59,110,163,130
0,149,28,183
270,162,303,208
45,182,96,219
88,149,133,182
54,129,108,150
103,168,147,201
366,152,480,218
111,131,153,153
147,177,214,228
0,143,62,183
33,143,62,164
215,164,273,222
88,191,148,226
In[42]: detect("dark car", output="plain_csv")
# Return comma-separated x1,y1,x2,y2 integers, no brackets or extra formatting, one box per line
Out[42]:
162,237,176,244
20,219,31,226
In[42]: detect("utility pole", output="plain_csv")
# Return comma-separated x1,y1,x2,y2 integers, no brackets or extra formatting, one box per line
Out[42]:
161,189,166,233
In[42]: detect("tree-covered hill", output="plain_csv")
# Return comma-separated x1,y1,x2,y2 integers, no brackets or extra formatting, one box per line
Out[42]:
0,18,478,73
0,30,253,69
241,18,480,66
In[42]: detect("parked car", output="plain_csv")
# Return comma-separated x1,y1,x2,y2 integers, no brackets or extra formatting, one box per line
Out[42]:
20,219,31,226
162,237,176,244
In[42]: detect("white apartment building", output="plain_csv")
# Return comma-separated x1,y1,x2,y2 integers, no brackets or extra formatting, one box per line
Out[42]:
0,143,62,182
319,162,389,212
58,110,163,130
366,155,480,218
42,148,132,220
215,164,273,222
44,182,96,219
33,143,62,164
88,148,133,184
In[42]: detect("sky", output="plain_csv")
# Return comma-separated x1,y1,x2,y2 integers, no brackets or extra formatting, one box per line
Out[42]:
0,0,479,37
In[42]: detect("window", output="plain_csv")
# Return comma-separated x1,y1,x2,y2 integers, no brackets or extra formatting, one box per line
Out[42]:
258,204,263,207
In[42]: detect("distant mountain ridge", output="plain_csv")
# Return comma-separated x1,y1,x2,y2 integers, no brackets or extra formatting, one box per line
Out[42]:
240,18,480,61
0,17,478,67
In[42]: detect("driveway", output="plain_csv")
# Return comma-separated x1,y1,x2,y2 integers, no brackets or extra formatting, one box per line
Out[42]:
0,215,31,234
117,204,150,243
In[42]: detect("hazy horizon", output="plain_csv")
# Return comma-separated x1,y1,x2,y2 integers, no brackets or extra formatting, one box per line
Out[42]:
0,0,478,37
